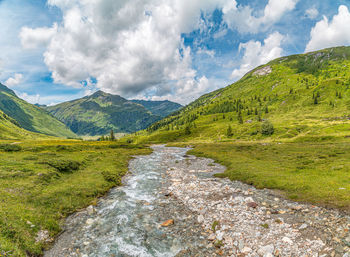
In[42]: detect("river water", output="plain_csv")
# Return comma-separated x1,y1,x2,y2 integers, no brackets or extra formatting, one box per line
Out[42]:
45,146,215,257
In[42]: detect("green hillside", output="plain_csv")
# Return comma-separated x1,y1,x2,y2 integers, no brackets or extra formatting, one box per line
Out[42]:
136,46,350,143
131,99,182,117
0,110,45,140
0,84,76,138
45,91,181,136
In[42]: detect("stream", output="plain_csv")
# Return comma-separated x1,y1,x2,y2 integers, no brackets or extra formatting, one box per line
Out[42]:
45,145,219,257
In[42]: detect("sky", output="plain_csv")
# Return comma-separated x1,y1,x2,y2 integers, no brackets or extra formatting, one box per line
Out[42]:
0,0,350,105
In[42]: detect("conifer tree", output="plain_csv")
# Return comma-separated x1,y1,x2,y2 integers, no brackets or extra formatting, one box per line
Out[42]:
110,130,115,141
238,111,243,124
226,125,233,137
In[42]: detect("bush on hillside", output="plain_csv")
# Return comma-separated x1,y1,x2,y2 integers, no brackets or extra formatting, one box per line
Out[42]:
261,121,274,136
0,144,22,152
46,160,81,173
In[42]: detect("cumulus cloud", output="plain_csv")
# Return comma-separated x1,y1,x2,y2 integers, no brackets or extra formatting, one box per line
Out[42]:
17,92,40,104
5,73,23,86
305,7,319,19
305,5,350,52
231,32,284,79
20,0,232,103
20,24,57,49
223,0,298,34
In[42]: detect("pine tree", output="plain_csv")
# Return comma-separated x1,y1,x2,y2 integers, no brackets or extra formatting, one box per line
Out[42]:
226,125,233,137
265,106,269,113
238,111,243,124
110,130,115,141
314,97,318,105
254,108,258,115
185,125,191,135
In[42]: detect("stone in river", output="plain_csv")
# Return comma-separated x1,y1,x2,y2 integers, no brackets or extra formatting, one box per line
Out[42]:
161,219,174,227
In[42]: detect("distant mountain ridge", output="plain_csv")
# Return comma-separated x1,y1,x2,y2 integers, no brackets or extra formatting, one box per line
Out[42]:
0,83,76,138
45,90,182,136
131,99,182,117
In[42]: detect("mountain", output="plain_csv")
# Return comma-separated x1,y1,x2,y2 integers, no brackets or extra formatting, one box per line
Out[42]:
0,83,76,138
45,91,182,136
131,100,182,117
141,46,350,142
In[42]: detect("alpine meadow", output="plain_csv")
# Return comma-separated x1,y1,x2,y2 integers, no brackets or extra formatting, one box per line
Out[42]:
1,1,350,256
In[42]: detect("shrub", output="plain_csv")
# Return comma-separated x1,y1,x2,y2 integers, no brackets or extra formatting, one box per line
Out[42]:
184,125,191,135
261,121,274,136
0,144,22,152
46,160,81,173
102,170,121,184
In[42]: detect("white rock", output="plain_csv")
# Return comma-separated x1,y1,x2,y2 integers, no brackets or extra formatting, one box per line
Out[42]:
343,253,350,257
264,253,274,257
244,197,254,203
86,218,94,225
241,247,252,253
216,230,224,241
282,237,293,244
257,244,274,256
86,205,96,215
197,214,204,223
299,224,308,230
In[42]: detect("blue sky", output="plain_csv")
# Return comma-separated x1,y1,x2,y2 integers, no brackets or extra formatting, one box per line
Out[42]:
0,0,350,105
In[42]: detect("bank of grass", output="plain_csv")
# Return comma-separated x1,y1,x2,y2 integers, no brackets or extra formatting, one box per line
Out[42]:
0,140,151,256
187,141,350,210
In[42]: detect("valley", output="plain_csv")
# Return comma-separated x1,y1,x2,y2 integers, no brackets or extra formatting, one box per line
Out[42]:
1,46,350,256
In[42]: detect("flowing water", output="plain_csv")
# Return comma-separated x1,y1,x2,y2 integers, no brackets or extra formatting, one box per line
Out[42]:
45,146,213,257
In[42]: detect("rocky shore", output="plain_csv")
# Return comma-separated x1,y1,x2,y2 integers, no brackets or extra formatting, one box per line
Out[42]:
165,149,350,257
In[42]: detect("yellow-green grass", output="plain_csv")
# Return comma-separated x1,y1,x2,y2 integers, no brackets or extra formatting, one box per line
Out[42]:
0,140,151,256
187,141,350,211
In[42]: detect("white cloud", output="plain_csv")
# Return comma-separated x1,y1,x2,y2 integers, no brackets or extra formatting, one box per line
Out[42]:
223,0,298,34
197,48,216,58
20,24,57,49
16,92,40,104
305,5,350,52
5,73,23,86
305,7,319,19
231,32,284,79
19,0,233,103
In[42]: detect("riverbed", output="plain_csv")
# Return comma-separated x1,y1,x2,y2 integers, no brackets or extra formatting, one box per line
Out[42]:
45,146,350,257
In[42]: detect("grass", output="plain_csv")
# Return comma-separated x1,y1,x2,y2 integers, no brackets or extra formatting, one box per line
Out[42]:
188,141,350,210
0,139,151,256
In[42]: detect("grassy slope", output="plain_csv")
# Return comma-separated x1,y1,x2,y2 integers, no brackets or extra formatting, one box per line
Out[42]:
0,84,76,138
135,46,350,143
0,140,151,256
0,110,49,140
46,91,162,136
125,46,350,210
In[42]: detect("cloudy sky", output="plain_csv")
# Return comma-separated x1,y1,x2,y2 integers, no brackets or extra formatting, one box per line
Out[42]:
0,0,350,105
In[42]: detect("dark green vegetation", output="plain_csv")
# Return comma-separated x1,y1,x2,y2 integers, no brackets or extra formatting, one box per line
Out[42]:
45,91,182,136
189,142,350,210
0,140,150,256
131,99,182,117
134,46,350,143
0,84,76,138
